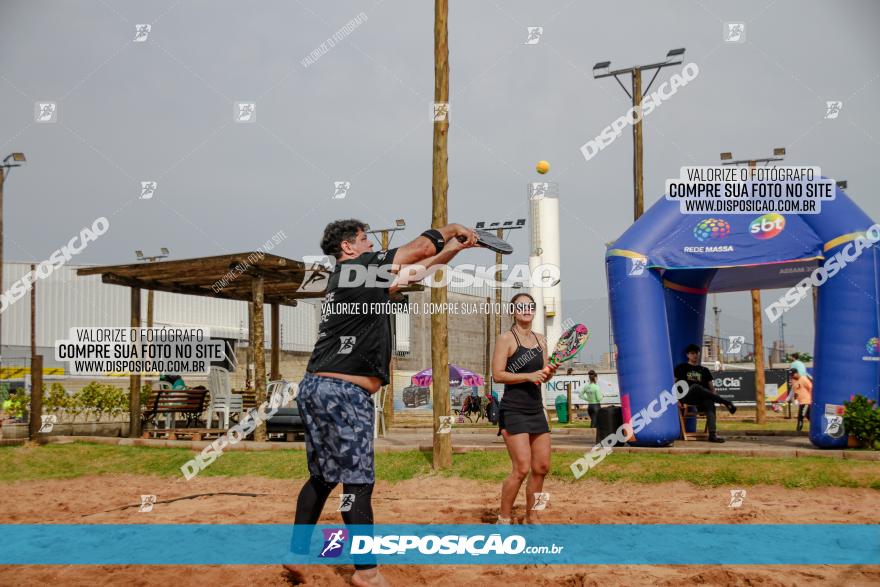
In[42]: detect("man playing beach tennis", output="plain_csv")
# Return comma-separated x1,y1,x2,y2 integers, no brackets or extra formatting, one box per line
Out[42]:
291,219,477,587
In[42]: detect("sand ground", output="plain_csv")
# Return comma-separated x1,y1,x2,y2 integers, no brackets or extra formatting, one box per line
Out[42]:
0,474,877,586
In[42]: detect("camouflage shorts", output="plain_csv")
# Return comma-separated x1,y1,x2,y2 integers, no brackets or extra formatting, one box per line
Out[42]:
297,373,375,484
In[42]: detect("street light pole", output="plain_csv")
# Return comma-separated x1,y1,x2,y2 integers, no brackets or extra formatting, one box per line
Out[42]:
631,67,643,220
365,219,406,435
135,248,170,328
0,153,27,374
474,219,525,393
593,49,685,220
720,148,786,425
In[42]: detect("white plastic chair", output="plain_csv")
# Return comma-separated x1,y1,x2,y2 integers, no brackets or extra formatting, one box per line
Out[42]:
154,380,173,429
205,367,244,429
265,380,297,409
374,386,386,439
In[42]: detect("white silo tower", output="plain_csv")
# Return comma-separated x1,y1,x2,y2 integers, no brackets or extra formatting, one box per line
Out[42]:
528,187,563,351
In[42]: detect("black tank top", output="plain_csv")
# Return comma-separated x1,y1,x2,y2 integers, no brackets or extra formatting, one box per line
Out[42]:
501,329,544,414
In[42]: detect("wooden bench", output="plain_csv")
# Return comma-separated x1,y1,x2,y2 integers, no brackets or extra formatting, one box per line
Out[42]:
239,390,257,411
141,388,209,431
142,427,227,441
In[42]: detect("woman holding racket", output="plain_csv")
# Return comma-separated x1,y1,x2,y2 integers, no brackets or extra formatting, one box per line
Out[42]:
492,292,558,523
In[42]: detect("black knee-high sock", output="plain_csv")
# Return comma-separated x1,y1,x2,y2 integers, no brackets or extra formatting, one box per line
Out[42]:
342,483,376,570
291,476,337,554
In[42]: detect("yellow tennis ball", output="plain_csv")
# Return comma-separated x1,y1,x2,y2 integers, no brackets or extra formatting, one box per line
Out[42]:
536,160,550,174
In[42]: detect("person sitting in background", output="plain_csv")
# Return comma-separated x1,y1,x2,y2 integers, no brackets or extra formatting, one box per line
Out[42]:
790,369,813,432
578,370,603,427
789,353,808,378
160,374,187,389
674,344,737,443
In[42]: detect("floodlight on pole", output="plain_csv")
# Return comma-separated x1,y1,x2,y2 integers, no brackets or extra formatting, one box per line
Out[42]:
135,248,170,263
366,219,407,248
2,153,25,166
720,148,787,167
135,248,170,329
592,48,687,220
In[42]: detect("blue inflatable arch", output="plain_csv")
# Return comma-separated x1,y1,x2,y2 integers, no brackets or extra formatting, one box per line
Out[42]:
606,186,879,448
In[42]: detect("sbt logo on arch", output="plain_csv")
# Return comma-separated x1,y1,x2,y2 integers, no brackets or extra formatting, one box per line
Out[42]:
750,214,785,239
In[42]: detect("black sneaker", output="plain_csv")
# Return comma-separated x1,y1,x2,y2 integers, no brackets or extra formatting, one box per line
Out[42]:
708,435,726,443
727,404,737,415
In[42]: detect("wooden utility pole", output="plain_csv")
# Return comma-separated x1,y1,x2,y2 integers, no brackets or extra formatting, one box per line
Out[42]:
484,296,492,398
270,303,280,380
631,67,644,220
495,229,503,339
381,230,395,432
0,168,5,371
30,264,36,357
751,289,767,424
246,302,254,389
713,294,723,369
748,160,766,424
252,277,267,441
129,288,142,437
29,355,42,441
431,0,451,469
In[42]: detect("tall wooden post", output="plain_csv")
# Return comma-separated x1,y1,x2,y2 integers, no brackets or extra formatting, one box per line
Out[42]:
270,303,280,380
751,290,766,424
29,355,42,440
493,229,503,398
30,264,36,357
252,277,267,441
147,290,154,328
484,296,492,398
381,231,395,432
631,67,644,220
0,168,5,370
431,0,452,469
129,287,142,437
246,302,254,389
495,229,503,339
745,160,766,424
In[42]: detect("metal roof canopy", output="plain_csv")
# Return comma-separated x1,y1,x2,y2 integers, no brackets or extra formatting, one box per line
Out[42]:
77,252,328,306
77,252,333,440
76,252,419,440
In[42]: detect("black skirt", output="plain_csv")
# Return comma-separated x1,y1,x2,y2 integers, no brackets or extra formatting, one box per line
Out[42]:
497,409,550,436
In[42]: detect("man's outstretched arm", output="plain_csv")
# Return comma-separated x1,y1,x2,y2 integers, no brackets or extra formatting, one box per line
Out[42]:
392,223,477,267
389,235,474,292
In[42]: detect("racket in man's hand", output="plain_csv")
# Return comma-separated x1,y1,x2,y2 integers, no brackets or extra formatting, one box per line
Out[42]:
457,229,513,254
548,324,590,368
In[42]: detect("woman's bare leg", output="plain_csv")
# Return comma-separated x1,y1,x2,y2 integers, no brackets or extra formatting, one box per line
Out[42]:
524,432,551,523
500,429,531,519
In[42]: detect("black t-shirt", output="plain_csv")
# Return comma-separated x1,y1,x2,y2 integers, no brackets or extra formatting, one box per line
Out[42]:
306,248,398,385
674,363,713,388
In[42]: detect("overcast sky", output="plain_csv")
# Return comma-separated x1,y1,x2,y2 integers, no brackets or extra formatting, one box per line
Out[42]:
2,0,878,360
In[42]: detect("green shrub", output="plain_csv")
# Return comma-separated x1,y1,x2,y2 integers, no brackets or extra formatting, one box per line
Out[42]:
843,394,880,450
6,390,29,419
44,383,70,414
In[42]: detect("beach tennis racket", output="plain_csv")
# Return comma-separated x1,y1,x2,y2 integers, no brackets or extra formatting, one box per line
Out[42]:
457,229,513,254
548,324,590,368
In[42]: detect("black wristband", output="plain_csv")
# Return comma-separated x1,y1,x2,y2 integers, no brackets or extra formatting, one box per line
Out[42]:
420,229,444,254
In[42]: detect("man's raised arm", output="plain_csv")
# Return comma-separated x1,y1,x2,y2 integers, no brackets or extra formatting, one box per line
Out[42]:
392,223,477,266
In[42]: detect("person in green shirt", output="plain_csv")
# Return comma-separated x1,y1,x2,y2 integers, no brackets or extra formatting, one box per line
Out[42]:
578,370,603,427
